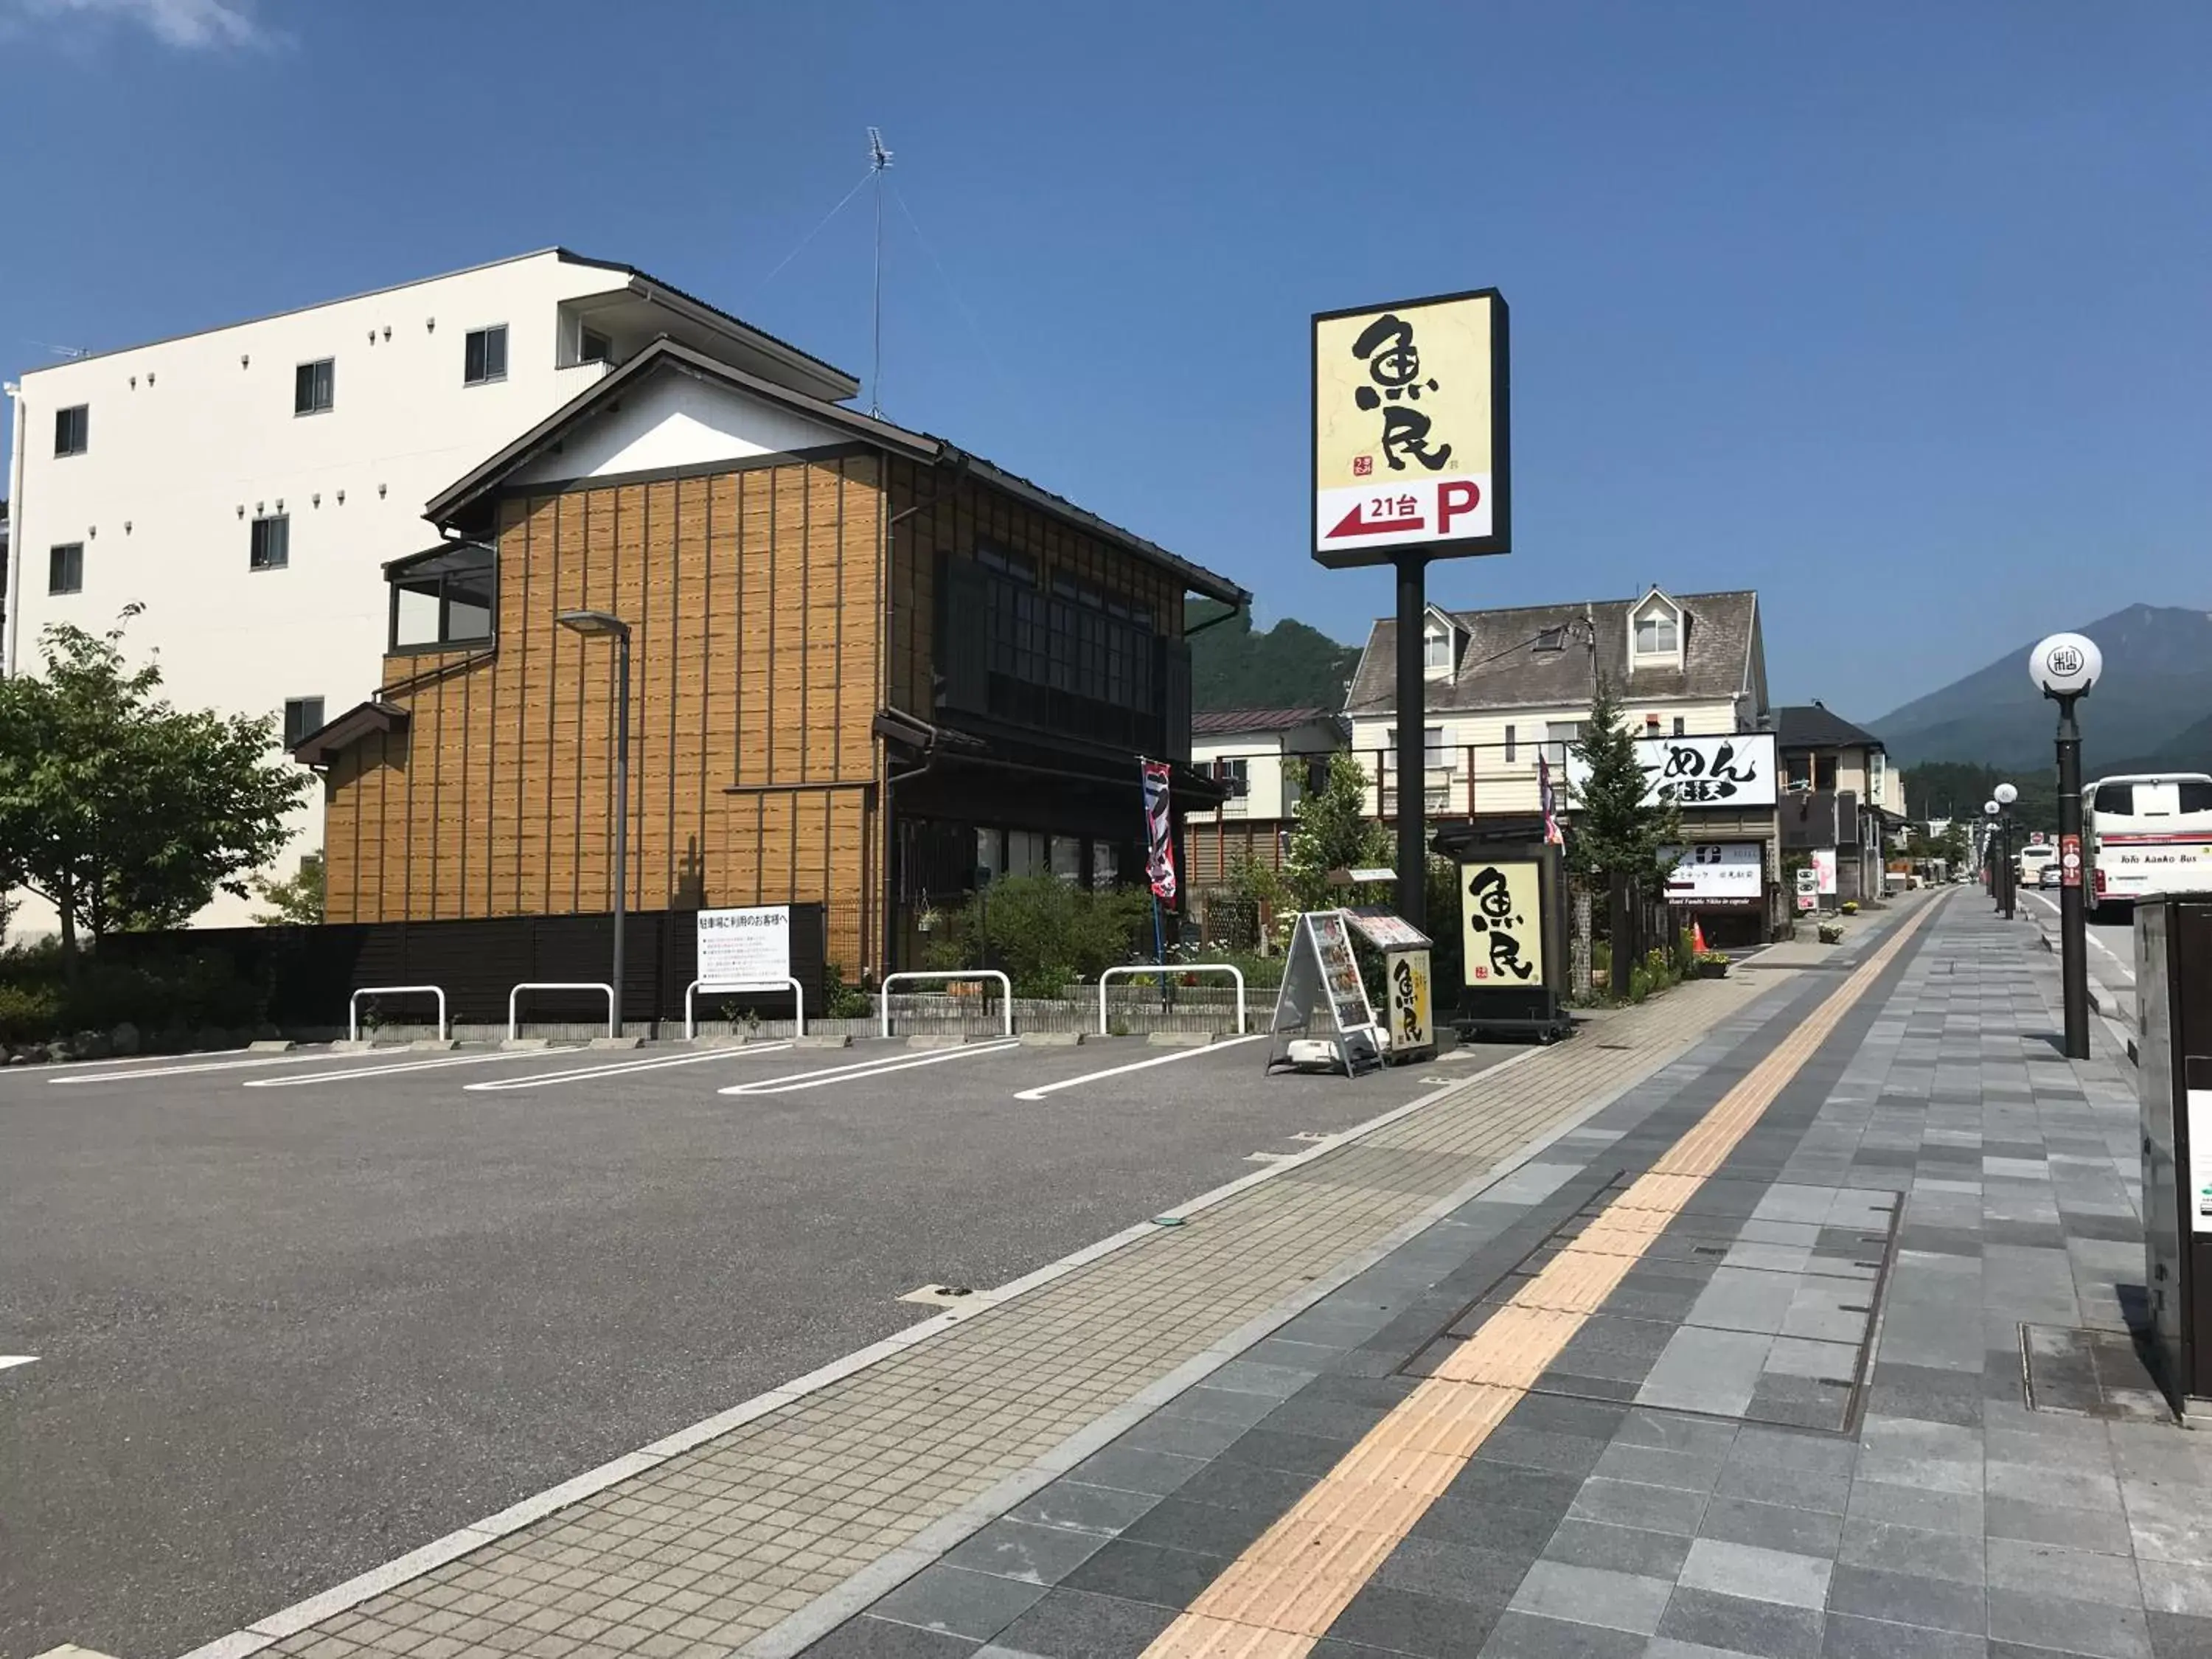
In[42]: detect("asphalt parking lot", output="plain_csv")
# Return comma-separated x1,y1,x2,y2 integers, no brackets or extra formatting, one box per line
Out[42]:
0,1034,1506,1659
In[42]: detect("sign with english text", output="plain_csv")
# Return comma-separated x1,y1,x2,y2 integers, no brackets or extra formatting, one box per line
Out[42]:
1565,733,1777,810
697,905,792,988
1312,290,1510,568
1660,843,1765,903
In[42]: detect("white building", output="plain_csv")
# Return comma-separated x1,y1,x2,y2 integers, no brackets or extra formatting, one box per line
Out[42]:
1186,708,1346,886
4,249,858,925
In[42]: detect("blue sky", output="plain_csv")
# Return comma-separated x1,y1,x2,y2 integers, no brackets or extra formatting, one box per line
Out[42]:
4,0,2206,719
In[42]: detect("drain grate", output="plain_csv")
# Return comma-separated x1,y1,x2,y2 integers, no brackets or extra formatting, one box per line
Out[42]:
1402,1175,1900,1433
2022,1324,2171,1422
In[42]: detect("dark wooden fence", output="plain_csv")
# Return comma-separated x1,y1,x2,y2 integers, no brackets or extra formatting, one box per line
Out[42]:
94,905,828,1029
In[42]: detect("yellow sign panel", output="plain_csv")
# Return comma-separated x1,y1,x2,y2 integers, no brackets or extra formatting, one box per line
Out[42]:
1462,860,1543,987
1312,289,1509,567
1387,947,1434,1052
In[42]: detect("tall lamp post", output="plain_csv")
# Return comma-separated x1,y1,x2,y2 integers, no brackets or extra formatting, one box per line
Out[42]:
557,609,633,1035
1994,782,2018,921
1983,801,2002,908
2030,631,2101,1060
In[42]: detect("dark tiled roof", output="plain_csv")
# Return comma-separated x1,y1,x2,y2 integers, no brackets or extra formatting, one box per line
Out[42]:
1190,707,1343,737
1344,590,1759,714
1776,703,1884,751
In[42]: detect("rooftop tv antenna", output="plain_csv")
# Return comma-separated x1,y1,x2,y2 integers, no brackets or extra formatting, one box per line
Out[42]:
30,341,91,361
867,126,894,417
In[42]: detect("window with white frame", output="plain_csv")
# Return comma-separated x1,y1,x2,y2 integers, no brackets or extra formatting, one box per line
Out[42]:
282,697,326,748
1632,603,1679,655
464,325,508,386
1214,757,1251,797
1423,622,1451,672
1545,720,1583,768
1386,727,1447,770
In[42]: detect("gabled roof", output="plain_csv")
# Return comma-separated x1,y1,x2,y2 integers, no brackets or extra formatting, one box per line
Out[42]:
1775,703,1885,752
1344,590,1760,715
1191,707,1344,737
425,337,1249,607
291,699,409,768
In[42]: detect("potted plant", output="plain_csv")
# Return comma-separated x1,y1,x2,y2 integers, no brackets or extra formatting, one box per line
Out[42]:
1817,919,1845,945
1693,950,1732,979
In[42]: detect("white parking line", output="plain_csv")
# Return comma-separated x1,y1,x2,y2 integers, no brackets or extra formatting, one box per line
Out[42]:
1012,1034,1264,1101
245,1047,589,1088
466,1043,795,1092
718,1040,1023,1096
2024,891,2134,977
52,1050,369,1085
0,1355,36,1373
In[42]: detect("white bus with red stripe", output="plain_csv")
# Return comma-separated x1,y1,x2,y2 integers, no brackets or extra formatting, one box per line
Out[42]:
2087,772,2212,920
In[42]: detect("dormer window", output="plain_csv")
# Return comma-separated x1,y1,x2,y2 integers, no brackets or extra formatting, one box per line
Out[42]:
1630,591,1683,667
1635,611,1677,654
1423,622,1451,672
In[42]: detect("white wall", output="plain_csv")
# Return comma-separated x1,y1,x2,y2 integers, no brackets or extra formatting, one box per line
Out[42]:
2,252,791,930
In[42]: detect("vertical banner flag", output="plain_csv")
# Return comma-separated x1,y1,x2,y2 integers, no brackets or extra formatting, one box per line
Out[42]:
1537,754,1563,846
1141,759,1178,902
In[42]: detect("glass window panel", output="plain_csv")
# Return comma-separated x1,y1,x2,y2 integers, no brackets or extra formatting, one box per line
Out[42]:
394,582,443,647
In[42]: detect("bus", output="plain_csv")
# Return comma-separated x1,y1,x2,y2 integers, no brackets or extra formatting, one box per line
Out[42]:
2086,772,2212,921
2017,841,2058,889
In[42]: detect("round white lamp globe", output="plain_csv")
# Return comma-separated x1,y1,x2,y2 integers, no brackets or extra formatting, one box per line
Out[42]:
1984,801,2000,817
1994,782,2018,807
2029,633,2101,698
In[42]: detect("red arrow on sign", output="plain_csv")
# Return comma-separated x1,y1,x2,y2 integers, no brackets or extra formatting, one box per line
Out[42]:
1327,499,1425,539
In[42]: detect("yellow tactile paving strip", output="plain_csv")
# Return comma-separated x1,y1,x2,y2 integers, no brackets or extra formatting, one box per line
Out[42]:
1139,903,1938,1659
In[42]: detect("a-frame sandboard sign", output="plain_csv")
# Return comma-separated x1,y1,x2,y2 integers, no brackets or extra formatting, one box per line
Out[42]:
1263,909,1385,1076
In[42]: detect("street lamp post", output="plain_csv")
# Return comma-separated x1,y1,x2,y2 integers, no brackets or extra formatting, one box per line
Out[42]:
2031,632,2102,1060
1983,801,2001,908
1994,782,2018,921
557,609,633,1036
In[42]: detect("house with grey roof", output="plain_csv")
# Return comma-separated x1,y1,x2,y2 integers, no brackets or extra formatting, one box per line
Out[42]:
1775,701,1904,905
1345,585,1784,943
1186,707,1348,889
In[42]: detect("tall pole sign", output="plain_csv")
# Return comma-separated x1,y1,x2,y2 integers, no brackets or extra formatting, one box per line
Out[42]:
1312,289,1511,933
2031,631,2102,1060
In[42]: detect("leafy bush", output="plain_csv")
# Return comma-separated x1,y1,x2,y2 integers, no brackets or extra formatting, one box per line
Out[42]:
1628,963,1652,1004
821,963,873,1020
0,981,62,1043
926,876,1153,1000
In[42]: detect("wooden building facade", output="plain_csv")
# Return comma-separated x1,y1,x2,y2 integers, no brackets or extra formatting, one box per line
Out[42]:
296,341,1246,977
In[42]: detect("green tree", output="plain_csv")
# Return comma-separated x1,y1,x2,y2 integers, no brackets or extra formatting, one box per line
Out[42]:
1565,677,1682,888
1280,751,1393,911
252,854,326,926
0,608,310,973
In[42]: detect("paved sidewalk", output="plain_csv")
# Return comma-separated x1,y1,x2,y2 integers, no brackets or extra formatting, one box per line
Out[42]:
189,926,1826,1659
785,894,2212,1659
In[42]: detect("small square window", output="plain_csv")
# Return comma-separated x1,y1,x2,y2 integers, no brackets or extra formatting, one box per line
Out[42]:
1635,612,1678,654
465,324,508,386
294,358,335,415
55,404,88,456
1422,625,1451,671
1672,717,1686,736
251,514,291,571
579,326,613,365
283,696,326,748
48,541,84,594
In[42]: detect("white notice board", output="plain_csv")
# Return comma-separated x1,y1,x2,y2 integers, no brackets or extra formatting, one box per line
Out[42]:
697,905,792,988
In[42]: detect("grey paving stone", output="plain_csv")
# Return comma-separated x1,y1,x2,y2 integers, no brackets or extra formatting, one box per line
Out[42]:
1691,1268,1806,1335
1479,1425,1613,1478
1374,1534,1542,1607
1113,1495,1279,1562
1616,1408,1742,1460
1508,1393,1631,1441
1986,1587,2152,1659
1541,1518,1694,1580
1063,1447,1207,1498
1731,1425,1859,1478
1213,1425,1352,1478
990,1588,1178,1659
1985,1537,2144,1607
1170,1458,1320,1517
942,1520,1113,1587
1568,1475,1710,1536
1836,1518,1986,1585
1008,1481,1163,1538
2146,1610,2212,1659
2141,1562,2212,1618
1715,1461,1853,1516
803,1617,984,1659
1656,1585,1826,1659
1111,1413,1252,1460
1700,1495,1845,1558
1508,1559,1673,1635
1590,1441,1724,1493
1845,1478,1983,1535
1984,1497,2135,1555
1411,1489,1574,1558
1197,1359,1318,1400
1060,1540,1233,1610
1444,1458,1585,1519
1477,1610,1646,1658
1679,1537,1834,1609
1984,1459,2125,1514
2126,1480,2212,1566
1820,1613,1988,1659
1824,1564,1986,1635
872,1568,1051,1642
1327,1582,1506,1658
1640,1326,1775,1416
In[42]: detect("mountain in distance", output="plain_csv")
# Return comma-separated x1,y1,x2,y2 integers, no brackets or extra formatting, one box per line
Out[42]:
1874,604,2212,774
1186,599,1360,713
